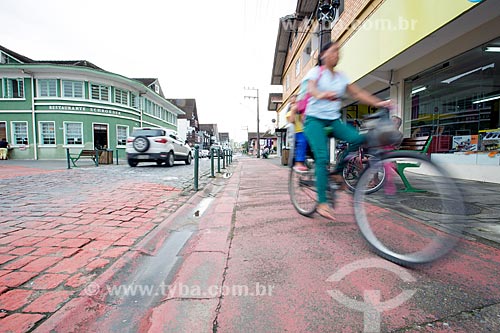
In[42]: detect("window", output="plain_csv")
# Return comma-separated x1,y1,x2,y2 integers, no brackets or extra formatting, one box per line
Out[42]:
90,83,109,101
62,80,84,98
115,89,128,105
12,121,28,145
39,79,57,97
64,122,83,145
39,121,56,145
117,125,128,146
130,93,138,108
285,74,290,91
4,78,24,98
295,58,301,77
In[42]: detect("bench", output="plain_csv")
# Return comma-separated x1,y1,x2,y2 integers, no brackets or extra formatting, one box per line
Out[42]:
68,149,100,167
395,136,433,193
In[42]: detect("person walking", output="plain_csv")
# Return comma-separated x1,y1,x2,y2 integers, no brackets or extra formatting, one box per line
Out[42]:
286,95,310,171
0,138,10,160
303,41,392,221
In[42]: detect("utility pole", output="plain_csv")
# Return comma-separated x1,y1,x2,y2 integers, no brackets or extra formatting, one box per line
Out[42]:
244,87,260,158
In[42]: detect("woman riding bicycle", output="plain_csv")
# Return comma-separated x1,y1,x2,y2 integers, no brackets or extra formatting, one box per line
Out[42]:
303,41,392,221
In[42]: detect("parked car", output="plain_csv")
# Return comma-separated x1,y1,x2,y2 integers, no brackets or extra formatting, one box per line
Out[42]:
126,127,192,167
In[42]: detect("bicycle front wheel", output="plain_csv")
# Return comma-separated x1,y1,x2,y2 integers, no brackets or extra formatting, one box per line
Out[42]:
289,164,317,216
353,151,465,266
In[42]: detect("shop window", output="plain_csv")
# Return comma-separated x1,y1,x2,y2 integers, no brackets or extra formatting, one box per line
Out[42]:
117,125,128,147
62,80,84,98
404,37,500,157
90,83,109,101
38,79,57,97
12,121,28,145
39,121,56,145
64,122,83,145
3,78,24,98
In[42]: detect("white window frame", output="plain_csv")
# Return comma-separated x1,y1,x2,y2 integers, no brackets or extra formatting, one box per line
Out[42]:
11,121,29,146
295,58,301,77
3,78,24,99
130,93,138,109
115,88,129,105
38,121,56,146
116,125,129,147
62,80,84,98
63,121,84,146
90,83,110,101
38,79,57,98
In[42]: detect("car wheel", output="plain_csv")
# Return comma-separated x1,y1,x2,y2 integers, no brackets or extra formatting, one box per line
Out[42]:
185,153,192,165
132,136,150,153
128,159,138,167
165,151,174,167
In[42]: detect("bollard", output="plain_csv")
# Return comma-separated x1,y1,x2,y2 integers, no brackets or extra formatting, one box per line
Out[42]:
222,149,226,169
116,148,119,165
66,148,71,169
94,149,99,167
210,147,215,178
194,145,199,191
217,147,221,173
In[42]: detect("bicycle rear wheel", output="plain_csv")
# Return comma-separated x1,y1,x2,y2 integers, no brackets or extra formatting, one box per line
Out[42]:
289,162,317,216
343,153,385,194
353,151,465,266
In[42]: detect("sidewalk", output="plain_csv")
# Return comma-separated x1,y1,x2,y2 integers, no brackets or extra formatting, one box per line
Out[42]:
140,156,500,332
1,156,500,332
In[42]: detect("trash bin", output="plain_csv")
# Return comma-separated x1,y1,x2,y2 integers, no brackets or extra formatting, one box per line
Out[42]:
281,148,290,166
99,149,113,164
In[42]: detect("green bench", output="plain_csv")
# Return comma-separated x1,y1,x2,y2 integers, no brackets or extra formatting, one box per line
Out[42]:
68,149,100,167
395,136,433,192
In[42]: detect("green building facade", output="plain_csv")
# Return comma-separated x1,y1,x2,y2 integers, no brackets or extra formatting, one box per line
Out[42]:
0,45,184,160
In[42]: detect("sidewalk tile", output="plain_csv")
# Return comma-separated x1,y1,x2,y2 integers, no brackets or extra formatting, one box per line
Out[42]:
0,313,45,332
0,289,34,310
23,290,74,313
29,273,70,290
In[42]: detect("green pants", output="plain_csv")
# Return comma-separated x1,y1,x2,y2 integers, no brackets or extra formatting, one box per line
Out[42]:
304,116,365,203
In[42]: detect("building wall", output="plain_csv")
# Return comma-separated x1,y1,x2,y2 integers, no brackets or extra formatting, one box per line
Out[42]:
1,65,181,160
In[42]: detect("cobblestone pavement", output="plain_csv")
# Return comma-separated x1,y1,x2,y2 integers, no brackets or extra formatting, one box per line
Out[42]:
0,159,216,331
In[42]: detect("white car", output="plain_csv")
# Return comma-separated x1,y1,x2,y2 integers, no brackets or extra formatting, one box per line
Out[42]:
126,127,192,167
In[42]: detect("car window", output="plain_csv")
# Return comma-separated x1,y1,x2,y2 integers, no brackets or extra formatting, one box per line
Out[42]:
131,129,164,137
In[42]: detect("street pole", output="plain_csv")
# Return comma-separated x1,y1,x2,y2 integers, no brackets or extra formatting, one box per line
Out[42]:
244,87,260,158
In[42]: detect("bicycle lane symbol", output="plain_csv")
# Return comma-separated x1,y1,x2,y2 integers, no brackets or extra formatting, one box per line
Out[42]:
326,258,417,333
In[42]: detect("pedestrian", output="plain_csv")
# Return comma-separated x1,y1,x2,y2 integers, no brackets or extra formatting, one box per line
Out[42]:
286,95,309,171
0,138,9,160
302,41,393,221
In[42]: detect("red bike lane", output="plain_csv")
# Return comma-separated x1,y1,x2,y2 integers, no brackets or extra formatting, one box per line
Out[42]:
212,159,500,332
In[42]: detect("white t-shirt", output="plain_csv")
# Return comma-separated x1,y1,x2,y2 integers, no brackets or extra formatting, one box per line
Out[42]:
303,66,350,120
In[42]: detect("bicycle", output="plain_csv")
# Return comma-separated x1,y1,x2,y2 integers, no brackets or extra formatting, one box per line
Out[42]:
288,109,465,266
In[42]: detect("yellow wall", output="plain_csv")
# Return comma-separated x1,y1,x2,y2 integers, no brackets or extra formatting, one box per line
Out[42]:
337,0,478,82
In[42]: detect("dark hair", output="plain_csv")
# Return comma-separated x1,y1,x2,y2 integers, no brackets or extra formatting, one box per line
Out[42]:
318,41,337,66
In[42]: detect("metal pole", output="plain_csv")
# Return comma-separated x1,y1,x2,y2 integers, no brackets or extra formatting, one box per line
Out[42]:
66,148,71,169
210,147,215,178
256,89,260,158
194,145,199,191
222,149,226,169
217,148,221,173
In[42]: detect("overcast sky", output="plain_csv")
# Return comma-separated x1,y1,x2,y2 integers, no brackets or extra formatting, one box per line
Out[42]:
0,0,297,141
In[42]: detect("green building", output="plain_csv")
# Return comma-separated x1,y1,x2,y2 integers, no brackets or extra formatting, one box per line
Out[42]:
0,45,184,160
